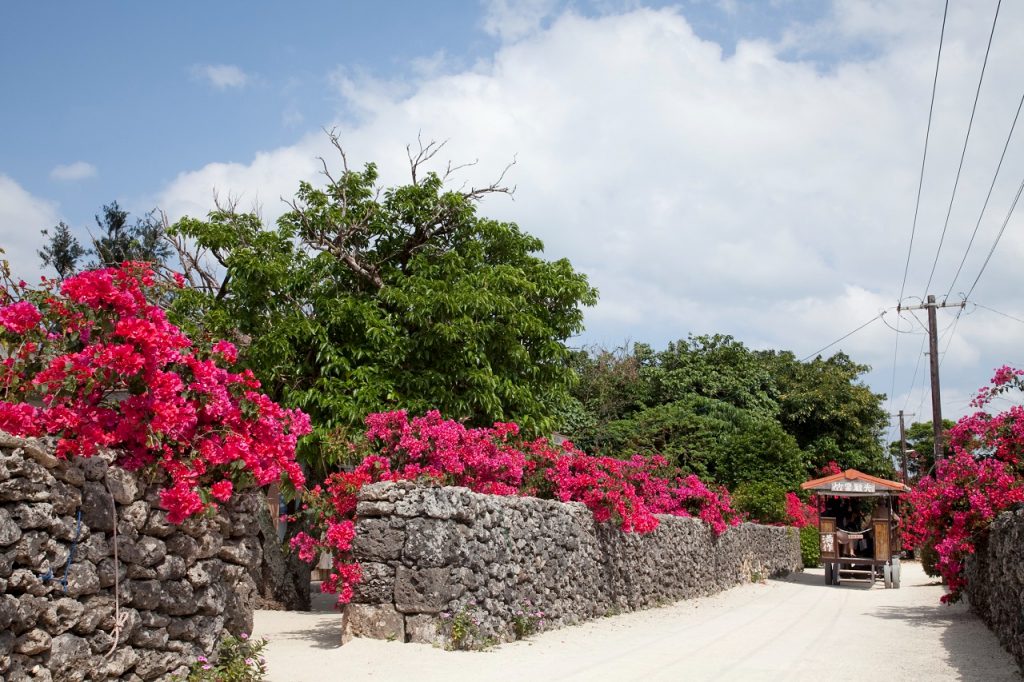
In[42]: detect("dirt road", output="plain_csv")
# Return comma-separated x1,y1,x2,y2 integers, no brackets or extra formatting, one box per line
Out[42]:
254,561,1020,681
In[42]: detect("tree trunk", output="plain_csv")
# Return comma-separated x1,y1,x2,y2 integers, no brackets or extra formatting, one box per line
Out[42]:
253,492,311,611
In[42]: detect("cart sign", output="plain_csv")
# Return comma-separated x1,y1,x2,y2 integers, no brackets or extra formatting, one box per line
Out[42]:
830,481,876,493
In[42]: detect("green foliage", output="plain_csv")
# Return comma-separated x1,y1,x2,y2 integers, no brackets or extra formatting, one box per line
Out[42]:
888,420,954,482
37,222,85,279
799,525,820,568
438,606,496,650
179,634,267,682
731,480,789,524
510,603,544,640
758,350,892,477
920,540,940,578
38,202,172,279
168,154,596,474
563,339,890,495
649,335,780,420
90,202,172,268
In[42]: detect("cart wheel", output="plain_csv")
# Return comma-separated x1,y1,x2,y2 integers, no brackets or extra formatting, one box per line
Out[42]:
883,563,892,589
892,558,901,589
825,561,833,585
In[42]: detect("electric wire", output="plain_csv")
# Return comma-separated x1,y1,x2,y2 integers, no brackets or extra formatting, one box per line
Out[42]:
965,172,1024,299
923,0,1003,296
937,306,965,369
944,88,1024,302
975,302,1024,326
881,310,927,334
897,0,949,305
902,334,929,412
799,312,884,362
891,2,949,445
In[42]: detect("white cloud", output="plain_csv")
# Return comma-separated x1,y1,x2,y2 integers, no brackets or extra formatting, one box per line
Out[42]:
481,0,563,41
157,2,1024,430
50,161,97,181
0,176,60,283
191,64,249,90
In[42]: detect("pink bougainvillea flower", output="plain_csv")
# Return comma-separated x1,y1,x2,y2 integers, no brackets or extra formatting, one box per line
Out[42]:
0,263,309,524
0,300,42,334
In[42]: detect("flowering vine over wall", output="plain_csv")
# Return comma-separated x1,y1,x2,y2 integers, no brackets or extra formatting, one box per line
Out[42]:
905,366,1024,603
292,410,741,605
0,263,309,523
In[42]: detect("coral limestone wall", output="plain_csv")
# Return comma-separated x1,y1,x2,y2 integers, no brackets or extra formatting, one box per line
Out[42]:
0,434,260,681
965,507,1024,673
343,481,801,646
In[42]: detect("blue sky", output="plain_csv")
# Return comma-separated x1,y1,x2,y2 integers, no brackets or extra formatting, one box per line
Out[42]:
3,0,1024,441
1,1,830,226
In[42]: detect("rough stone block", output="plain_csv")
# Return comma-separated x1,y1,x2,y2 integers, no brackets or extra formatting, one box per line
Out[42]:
353,518,406,562
342,604,405,644
48,633,91,680
14,628,50,655
104,467,140,505
406,614,446,646
394,567,451,614
352,562,396,603
80,482,115,533
403,518,463,567
0,507,22,546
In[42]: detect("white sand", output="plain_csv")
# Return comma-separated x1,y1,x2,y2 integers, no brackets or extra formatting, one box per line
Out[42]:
254,562,1020,681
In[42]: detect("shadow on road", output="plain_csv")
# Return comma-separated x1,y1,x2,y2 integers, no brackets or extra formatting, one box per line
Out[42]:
774,569,877,590
264,613,342,650
869,602,1018,679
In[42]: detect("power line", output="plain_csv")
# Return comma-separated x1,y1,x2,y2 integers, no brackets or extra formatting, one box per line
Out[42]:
897,0,949,305
937,306,965,369
799,312,884,362
902,334,929,412
944,88,1024,302
881,309,926,334
923,0,1002,296
965,172,1024,299
975,301,1024,326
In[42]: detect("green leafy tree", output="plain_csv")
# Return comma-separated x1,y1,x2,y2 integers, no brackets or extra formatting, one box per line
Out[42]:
757,350,892,477
564,340,889,491
90,201,172,268
37,202,172,279
889,419,954,481
38,221,86,279
647,335,780,420
169,137,597,472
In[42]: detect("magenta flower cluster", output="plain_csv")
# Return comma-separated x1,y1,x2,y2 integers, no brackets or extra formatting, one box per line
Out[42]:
905,365,1024,603
0,263,309,523
293,409,741,605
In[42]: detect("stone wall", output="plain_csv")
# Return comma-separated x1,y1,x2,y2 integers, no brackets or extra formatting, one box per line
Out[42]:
0,433,260,681
343,481,801,646
964,506,1024,673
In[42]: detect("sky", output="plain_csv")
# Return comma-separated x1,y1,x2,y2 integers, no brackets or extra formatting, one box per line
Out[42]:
3,0,1024,445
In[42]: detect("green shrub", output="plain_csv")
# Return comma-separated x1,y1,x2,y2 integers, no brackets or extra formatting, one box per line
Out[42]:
920,540,940,577
178,634,267,682
732,480,788,524
799,524,820,568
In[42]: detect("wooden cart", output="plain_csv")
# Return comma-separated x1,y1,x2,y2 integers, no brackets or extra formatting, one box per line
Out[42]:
800,469,910,588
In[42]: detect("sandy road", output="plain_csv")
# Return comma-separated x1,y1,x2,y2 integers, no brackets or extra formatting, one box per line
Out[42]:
254,561,1020,681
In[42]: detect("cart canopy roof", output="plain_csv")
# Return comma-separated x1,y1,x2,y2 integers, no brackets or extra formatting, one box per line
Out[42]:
800,468,910,497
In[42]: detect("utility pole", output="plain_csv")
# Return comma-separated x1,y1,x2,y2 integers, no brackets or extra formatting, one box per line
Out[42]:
898,295,964,464
897,410,914,482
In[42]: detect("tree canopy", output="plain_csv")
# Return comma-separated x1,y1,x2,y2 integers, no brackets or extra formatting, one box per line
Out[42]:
889,419,954,481
37,201,171,278
561,337,893,502
168,141,597,471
